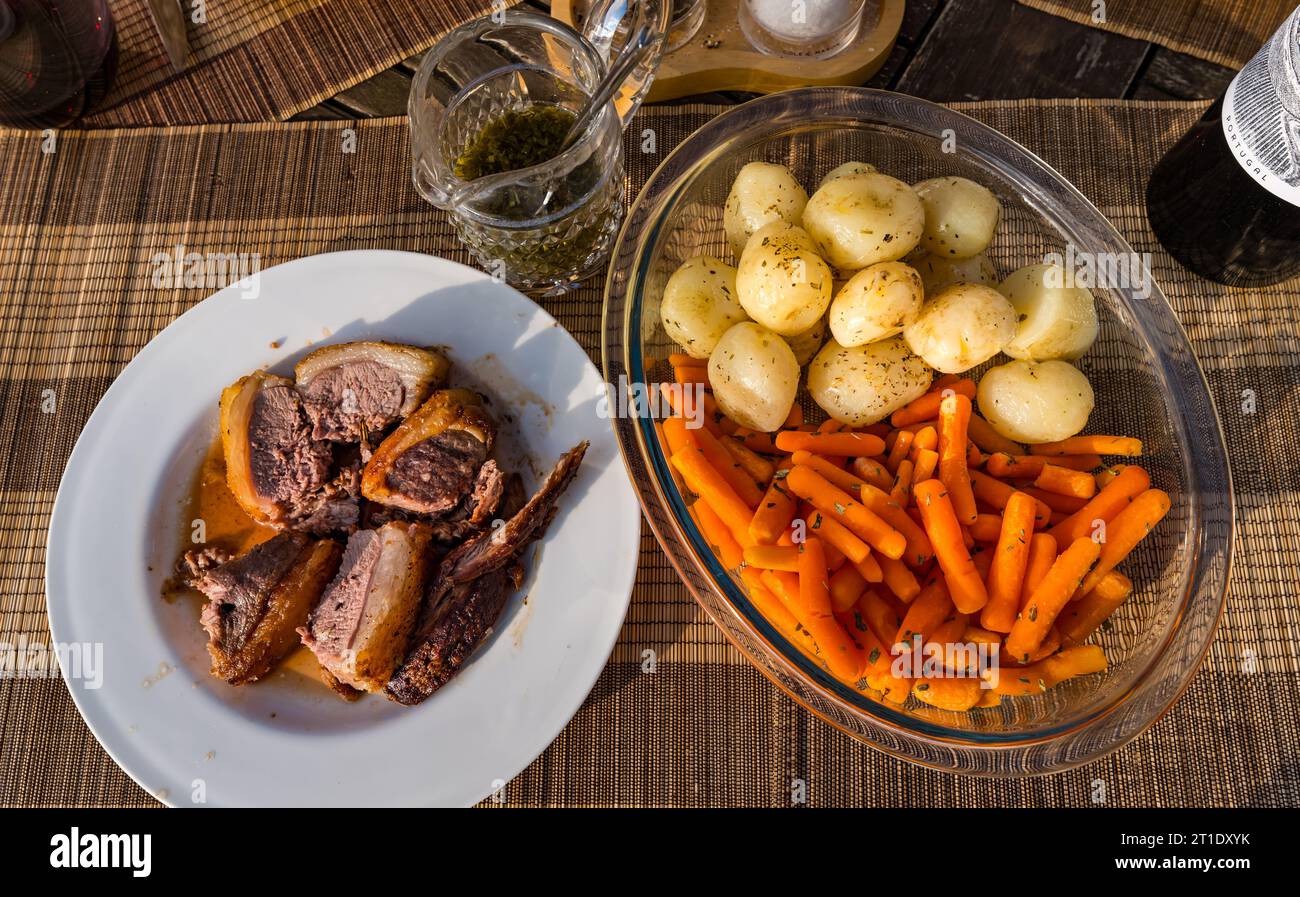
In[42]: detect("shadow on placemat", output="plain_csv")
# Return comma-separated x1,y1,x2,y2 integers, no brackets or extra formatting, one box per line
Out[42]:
84,0,497,126
0,100,1297,807
1016,0,1293,69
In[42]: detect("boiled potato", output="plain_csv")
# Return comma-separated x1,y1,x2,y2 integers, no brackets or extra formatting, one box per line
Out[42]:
977,359,1094,443
735,221,833,336
819,161,877,188
659,255,747,359
999,263,1099,361
784,315,827,366
807,335,932,427
911,252,998,295
828,261,924,347
903,282,1017,374
914,176,1001,259
708,322,800,432
723,162,809,259
801,172,925,272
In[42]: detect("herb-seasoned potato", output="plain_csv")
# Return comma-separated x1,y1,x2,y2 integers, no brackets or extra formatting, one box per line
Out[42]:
910,251,998,295
708,322,800,432
977,359,1095,444
914,176,1002,259
903,282,1017,373
659,255,747,359
807,335,932,427
998,263,1099,361
735,221,833,337
801,172,925,272
828,261,925,348
784,314,828,366
818,160,877,189
723,162,809,259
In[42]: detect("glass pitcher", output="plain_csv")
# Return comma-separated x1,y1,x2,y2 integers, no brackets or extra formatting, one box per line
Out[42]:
409,5,670,296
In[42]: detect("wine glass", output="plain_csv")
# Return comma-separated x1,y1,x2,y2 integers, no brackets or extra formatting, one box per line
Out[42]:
0,0,117,128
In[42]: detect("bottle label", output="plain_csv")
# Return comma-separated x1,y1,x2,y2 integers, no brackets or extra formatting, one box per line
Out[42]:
1222,6,1300,206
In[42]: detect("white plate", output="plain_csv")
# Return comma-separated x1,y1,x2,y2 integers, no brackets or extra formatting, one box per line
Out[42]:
45,250,639,807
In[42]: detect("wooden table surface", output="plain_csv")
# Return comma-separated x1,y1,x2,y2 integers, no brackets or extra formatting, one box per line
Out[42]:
289,0,1235,122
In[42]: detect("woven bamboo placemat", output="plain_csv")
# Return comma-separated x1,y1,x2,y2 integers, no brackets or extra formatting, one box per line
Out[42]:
0,99,1296,807
1016,0,1293,69
84,0,496,126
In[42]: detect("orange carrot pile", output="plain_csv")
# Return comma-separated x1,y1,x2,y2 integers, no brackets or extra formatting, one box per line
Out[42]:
656,372,1170,714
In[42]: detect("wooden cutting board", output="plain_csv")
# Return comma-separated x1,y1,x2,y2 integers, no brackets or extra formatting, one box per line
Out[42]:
551,0,905,101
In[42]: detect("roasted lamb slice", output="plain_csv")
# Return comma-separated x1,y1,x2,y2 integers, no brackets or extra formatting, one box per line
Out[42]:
196,532,342,685
294,341,450,443
299,521,434,694
361,388,496,515
220,371,333,528
385,442,587,706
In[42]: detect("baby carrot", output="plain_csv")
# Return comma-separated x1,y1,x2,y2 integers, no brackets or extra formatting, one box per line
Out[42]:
850,456,894,490
968,513,1004,543
980,491,1037,633
661,416,700,456
913,479,989,614
1048,464,1152,550
984,646,1107,695
967,414,1024,456
740,567,805,641
671,447,752,538
692,500,744,570
1030,435,1143,457
1033,463,1098,499
1095,463,1129,490
911,425,939,454
673,363,710,388
805,507,872,565
1060,571,1133,646
1005,536,1102,662
798,538,833,618
896,576,955,646
890,378,976,427
733,428,779,455
853,551,884,583
1075,489,1171,597
749,463,797,545
986,452,1100,478
877,553,922,603
938,393,978,524
722,436,775,484
856,482,934,567
890,458,915,504
913,447,939,485
1021,486,1088,514
802,621,864,681
791,451,870,498
912,676,982,712
829,563,868,614
742,544,800,572
1020,533,1058,609
775,430,886,457
694,428,763,508
787,466,907,560
857,588,903,645
666,353,698,367
970,469,1052,526
783,404,804,429
886,429,915,472
659,382,723,437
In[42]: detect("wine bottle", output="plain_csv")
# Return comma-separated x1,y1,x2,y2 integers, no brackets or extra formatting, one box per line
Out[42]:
1147,6,1300,288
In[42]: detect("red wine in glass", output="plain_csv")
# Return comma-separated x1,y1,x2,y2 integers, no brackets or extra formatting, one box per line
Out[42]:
0,0,118,128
